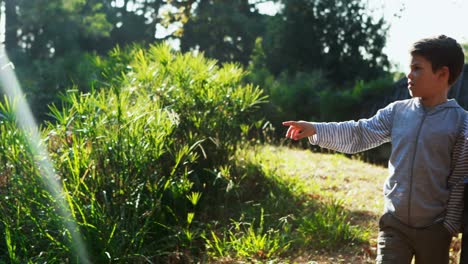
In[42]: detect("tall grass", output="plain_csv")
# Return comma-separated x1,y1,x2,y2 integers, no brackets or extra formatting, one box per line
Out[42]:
204,208,291,260
0,43,266,262
298,199,362,249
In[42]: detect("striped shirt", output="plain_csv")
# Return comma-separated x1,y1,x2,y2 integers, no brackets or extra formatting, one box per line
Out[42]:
308,98,468,235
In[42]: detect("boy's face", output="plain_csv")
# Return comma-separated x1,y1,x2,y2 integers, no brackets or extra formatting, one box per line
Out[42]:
407,54,448,99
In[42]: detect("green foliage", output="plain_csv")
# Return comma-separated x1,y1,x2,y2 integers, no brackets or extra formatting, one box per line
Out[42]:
246,36,394,145
120,43,268,167
204,209,291,260
4,0,113,119
246,38,274,87
246,38,330,136
5,0,196,121
6,0,392,127
13,51,100,120
298,199,362,249
7,0,112,57
263,0,389,86
0,0,398,260
180,0,266,66
269,71,329,122
319,77,395,121
0,43,266,262
6,0,191,57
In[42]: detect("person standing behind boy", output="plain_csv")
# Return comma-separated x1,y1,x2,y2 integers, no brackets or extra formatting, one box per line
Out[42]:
283,35,468,264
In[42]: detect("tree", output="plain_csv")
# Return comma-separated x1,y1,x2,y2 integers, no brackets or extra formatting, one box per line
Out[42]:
1,0,115,119
92,0,194,52
180,0,266,66
5,0,112,58
1,0,194,120
263,0,389,87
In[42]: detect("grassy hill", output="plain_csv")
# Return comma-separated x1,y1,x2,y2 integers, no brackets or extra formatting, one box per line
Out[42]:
231,144,462,263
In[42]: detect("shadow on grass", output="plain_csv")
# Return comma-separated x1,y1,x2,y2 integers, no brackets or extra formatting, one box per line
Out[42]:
194,159,379,260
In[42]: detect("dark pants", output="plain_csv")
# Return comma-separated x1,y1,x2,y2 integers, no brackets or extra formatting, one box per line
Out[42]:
376,213,452,264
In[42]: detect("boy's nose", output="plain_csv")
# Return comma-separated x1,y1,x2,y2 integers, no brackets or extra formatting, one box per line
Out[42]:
406,71,413,80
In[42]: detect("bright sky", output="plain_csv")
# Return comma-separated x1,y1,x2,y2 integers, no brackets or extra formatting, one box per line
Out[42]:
258,0,468,73
369,0,468,72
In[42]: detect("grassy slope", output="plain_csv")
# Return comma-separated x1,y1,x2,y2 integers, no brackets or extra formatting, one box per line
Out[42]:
240,144,461,263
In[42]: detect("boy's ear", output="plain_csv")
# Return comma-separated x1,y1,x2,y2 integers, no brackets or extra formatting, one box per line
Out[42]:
437,66,450,83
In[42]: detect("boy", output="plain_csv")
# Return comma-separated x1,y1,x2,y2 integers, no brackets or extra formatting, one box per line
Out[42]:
283,35,467,264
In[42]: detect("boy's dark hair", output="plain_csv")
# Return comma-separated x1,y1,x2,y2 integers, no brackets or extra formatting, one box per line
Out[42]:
410,35,465,85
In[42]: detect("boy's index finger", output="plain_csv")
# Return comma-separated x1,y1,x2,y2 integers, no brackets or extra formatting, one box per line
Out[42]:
282,121,297,126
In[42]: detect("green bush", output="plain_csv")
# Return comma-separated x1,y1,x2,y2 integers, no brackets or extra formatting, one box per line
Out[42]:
0,43,266,262
319,77,396,121
246,68,330,140
246,37,329,137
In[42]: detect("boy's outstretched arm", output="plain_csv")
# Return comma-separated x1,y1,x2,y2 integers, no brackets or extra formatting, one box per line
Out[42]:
282,121,316,140
282,102,395,154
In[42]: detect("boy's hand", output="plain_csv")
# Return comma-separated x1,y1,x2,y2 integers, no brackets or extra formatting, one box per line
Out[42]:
282,121,316,140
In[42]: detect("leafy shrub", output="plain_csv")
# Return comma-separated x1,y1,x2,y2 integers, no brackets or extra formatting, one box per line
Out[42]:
124,44,267,167
0,43,266,262
319,77,396,121
247,68,330,141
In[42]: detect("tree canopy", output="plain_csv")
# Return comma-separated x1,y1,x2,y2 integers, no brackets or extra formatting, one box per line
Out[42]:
179,0,389,86
180,0,265,66
0,0,390,119
262,0,389,86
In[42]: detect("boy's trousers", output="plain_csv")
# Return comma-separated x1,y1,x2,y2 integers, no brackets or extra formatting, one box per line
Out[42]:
376,213,452,264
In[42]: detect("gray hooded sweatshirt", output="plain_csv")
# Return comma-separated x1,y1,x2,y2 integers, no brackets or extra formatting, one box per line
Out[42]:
308,98,468,234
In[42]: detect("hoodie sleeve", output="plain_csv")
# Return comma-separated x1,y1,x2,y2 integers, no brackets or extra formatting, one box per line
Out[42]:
308,102,395,154
443,113,468,235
